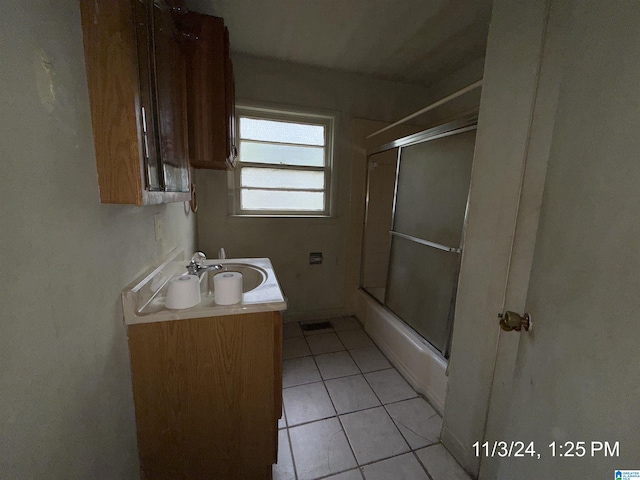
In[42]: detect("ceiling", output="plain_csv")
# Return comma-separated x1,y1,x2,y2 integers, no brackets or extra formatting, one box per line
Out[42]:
186,0,493,87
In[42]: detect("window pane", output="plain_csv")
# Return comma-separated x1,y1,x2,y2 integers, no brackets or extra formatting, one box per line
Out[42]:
241,189,325,211
240,141,325,167
241,167,324,190
240,117,325,146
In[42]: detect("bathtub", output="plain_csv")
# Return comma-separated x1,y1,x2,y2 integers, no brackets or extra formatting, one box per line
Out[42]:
356,288,448,414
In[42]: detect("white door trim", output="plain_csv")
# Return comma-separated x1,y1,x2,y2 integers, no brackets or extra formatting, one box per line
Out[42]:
441,0,556,475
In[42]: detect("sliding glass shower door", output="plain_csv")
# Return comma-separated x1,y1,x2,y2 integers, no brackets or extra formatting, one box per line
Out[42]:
361,148,398,303
361,119,477,358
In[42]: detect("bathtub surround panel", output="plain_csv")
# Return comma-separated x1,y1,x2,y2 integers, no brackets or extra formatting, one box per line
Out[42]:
0,1,196,478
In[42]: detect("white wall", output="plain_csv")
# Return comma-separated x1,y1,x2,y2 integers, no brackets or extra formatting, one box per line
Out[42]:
196,54,440,320
0,2,196,478
196,53,483,320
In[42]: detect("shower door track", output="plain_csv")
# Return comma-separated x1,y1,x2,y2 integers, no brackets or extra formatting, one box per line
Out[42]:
389,231,462,254
367,113,478,156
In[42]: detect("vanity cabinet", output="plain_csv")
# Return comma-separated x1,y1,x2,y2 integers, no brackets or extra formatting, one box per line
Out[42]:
79,0,191,205
180,12,238,170
127,311,283,479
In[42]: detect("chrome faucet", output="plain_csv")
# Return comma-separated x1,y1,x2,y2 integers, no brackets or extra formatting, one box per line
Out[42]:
186,251,223,277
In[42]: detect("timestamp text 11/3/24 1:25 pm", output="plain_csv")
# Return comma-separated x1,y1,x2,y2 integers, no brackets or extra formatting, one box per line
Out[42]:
473,440,620,459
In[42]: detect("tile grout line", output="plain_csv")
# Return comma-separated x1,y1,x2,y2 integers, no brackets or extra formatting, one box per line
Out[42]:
284,423,300,480
339,325,436,478
311,330,362,479
353,338,434,478
283,318,449,479
346,318,451,478
413,447,437,480
317,322,416,477
306,320,366,479
280,362,299,480
284,322,313,480
286,320,356,480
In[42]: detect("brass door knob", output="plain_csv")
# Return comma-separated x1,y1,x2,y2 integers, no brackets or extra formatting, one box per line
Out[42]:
499,311,531,332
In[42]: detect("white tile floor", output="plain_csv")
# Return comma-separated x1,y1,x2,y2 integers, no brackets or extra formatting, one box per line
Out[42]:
275,316,472,480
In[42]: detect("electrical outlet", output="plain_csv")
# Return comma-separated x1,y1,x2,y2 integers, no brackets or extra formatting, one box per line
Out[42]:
154,213,163,242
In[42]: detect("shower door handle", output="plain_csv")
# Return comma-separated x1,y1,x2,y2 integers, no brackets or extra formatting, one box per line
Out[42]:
499,311,531,332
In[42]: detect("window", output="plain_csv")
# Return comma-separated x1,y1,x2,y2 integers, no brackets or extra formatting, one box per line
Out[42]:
233,106,334,216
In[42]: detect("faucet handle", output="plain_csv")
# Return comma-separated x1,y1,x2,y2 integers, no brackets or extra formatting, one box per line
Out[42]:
191,251,207,267
186,252,207,275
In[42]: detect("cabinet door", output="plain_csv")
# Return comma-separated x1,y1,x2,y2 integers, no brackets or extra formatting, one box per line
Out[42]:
128,313,278,479
79,0,191,204
224,27,238,168
133,0,161,191
151,2,190,192
183,12,236,170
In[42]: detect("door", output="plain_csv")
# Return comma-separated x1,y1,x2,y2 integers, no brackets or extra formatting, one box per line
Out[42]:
151,1,190,192
385,129,476,357
479,0,640,478
361,148,398,303
441,0,556,473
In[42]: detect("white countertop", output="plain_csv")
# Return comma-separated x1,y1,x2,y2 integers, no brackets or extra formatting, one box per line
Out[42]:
122,250,287,325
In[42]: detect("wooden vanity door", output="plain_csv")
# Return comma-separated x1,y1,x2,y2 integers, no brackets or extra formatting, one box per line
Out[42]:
128,311,281,479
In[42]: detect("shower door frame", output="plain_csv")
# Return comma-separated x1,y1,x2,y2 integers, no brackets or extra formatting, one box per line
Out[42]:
360,113,478,359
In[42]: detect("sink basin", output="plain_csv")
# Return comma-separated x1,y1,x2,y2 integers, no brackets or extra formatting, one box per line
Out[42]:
200,263,268,295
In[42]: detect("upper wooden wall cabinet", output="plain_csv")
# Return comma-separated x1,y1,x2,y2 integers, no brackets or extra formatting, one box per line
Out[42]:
180,12,238,170
80,0,192,205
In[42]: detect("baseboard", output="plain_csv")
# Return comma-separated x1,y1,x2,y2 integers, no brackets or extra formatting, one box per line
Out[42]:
441,426,478,479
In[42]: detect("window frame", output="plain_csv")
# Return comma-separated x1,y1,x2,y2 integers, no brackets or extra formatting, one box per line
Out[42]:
231,105,335,217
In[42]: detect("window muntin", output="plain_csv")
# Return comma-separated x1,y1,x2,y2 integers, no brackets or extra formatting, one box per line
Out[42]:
240,142,324,167
240,117,325,146
235,107,333,216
